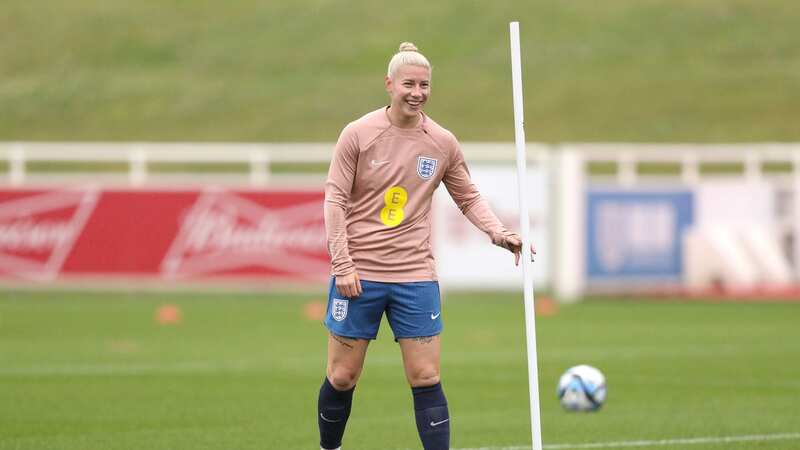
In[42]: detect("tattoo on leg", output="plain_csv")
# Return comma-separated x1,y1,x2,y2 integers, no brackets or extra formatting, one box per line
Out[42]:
331,333,355,349
412,336,434,344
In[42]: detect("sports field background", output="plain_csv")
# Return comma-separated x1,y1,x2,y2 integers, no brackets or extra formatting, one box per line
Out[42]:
2,0,799,142
3,1,800,449
1,290,798,450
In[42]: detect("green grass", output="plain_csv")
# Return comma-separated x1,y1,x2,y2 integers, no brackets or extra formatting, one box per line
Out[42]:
2,0,799,142
1,290,798,450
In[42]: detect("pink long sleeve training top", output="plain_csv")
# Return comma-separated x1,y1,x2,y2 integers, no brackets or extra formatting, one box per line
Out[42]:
325,107,509,282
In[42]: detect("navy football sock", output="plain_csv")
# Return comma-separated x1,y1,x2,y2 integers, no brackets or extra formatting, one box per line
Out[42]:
318,377,354,450
412,382,450,450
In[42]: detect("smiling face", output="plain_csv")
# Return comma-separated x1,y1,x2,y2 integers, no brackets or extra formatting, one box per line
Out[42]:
385,64,431,127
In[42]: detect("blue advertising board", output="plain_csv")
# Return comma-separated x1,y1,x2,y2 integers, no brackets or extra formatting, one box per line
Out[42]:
586,190,694,280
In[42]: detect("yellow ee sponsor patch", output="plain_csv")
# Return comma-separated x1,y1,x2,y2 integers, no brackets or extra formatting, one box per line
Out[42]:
380,186,408,227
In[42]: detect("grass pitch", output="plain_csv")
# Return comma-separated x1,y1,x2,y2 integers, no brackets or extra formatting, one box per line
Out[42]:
0,290,798,450
2,0,799,142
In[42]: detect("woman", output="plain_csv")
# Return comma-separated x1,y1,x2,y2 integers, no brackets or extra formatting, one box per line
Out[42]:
319,42,525,450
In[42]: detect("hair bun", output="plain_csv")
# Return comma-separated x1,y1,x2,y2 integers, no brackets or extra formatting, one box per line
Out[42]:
398,42,419,52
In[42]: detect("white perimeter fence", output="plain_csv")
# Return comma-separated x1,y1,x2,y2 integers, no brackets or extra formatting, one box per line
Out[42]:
1,142,799,300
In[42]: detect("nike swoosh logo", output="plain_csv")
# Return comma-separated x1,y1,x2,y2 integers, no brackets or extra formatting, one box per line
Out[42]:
430,312,441,320
370,159,390,167
430,419,449,427
320,413,342,423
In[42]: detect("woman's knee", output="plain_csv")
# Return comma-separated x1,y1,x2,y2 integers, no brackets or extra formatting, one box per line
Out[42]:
407,365,440,387
327,365,361,391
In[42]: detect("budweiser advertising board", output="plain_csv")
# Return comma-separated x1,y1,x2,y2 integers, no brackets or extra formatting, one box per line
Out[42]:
0,188,329,283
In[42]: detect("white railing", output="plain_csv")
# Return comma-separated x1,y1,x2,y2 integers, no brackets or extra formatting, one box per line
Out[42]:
0,142,550,187
1,142,799,187
0,142,330,187
565,143,800,186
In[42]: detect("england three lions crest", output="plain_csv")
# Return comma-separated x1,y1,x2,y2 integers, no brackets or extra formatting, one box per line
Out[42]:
417,156,438,180
332,298,348,322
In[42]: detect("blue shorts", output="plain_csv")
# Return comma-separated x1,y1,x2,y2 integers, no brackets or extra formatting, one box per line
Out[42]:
324,277,442,340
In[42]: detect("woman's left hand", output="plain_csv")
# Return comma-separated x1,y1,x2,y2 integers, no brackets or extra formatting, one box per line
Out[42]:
494,231,536,266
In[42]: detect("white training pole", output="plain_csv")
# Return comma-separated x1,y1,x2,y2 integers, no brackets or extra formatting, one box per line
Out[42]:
509,21,543,450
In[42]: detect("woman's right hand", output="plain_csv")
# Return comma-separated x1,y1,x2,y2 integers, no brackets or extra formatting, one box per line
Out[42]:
335,271,363,298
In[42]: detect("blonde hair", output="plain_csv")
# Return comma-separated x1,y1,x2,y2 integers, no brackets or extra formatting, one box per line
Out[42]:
387,42,431,78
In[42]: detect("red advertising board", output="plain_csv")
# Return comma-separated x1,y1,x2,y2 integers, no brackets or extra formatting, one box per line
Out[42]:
0,188,329,283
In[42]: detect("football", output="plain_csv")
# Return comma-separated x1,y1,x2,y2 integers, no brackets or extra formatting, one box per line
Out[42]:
557,365,607,412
